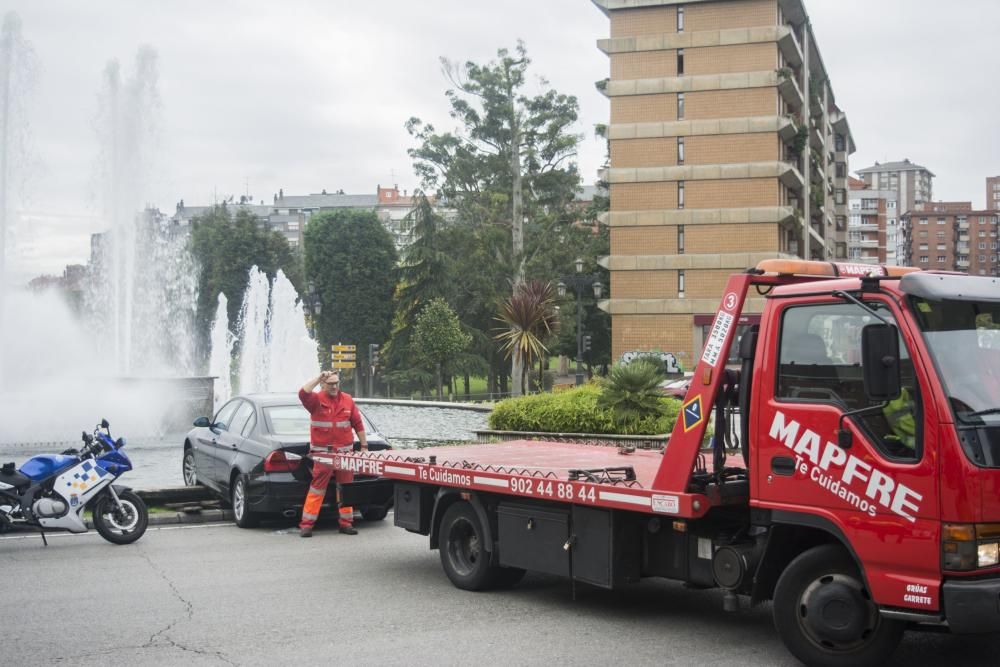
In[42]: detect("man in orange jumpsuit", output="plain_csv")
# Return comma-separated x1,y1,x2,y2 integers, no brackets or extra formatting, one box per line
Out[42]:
298,370,367,537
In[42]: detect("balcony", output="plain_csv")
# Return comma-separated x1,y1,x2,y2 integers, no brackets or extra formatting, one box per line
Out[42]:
956,259,970,269
959,221,970,230
850,223,879,231
777,73,804,111
859,239,880,248
777,25,803,68
957,244,970,253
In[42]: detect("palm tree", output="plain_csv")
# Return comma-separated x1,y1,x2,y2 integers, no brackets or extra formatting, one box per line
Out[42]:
495,280,560,396
598,358,667,430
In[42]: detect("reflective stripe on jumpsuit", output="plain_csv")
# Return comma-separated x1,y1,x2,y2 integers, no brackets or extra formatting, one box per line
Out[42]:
299,445,355,530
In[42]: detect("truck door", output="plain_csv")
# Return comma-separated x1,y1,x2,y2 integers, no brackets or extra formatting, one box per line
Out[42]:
752,297,941,610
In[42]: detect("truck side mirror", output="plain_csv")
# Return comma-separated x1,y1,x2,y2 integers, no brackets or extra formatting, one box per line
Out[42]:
861,323,901,402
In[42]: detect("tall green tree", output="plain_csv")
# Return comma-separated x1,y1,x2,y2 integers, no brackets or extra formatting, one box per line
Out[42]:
385,194,454,370
190,204,302,341
303,209,397,374
406,41,581,395
412,298,472,400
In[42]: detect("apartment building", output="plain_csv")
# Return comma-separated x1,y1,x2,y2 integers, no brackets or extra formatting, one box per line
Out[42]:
847,177,896,265
988,176,1000,210
592,0,855,364
855,159,933,216
901,202,999,276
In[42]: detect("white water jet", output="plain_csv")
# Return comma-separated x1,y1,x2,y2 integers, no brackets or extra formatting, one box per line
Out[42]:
230,267,318,395
209,293,233,409
267,270,319,391
236,267,271,394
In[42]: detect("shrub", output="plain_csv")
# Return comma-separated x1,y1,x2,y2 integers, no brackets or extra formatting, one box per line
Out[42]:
489,383,678,436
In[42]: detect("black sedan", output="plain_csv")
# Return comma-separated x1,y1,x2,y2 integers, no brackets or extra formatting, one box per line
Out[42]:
182,393,394,528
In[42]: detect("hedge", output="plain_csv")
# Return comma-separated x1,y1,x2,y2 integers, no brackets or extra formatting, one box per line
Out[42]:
488,384,680,436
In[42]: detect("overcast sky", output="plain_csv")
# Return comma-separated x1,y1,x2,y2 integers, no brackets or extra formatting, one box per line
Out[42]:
3,0,999,281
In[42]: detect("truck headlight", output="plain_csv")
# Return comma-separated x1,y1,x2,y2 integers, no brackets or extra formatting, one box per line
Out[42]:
978,542,1000,568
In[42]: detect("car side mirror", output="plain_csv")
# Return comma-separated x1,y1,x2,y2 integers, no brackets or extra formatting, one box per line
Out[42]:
861,323,901,402
193,416,211,428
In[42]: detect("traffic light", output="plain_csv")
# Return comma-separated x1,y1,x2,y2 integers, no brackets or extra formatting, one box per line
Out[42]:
582,335,592,353
369,343,380,367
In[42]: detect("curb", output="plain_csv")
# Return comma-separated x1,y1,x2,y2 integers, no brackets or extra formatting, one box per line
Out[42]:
83,508,234,530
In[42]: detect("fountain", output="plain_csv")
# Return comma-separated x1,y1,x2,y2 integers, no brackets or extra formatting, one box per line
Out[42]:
209,293,234,408
0,32,205,443
232,266,318,399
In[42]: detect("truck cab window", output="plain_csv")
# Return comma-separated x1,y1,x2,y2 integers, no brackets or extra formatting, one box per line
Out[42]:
777,302,921,461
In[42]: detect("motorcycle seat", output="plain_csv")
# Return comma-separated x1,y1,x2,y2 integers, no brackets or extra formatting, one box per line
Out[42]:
0,466,31,490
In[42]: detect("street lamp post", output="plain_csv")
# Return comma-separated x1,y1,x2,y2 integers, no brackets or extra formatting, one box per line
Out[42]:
301,281,322,339
557,258,604,386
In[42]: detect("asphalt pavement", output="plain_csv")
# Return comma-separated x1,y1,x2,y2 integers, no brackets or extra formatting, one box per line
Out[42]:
3,517,999,666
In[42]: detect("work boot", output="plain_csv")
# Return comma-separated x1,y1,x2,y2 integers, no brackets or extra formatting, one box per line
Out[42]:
300,527,313,538
338,525,358,535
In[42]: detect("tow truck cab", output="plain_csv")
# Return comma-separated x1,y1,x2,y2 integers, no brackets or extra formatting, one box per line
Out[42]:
742,264,1000,633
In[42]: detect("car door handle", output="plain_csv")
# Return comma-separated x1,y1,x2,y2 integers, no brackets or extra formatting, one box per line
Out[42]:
771,456,796,476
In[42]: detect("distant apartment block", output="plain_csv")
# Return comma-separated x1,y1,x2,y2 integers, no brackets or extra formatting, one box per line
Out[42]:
855,159,933,215
847,177,897,265
169,185,426,253
592,0,855,364
988,176,1000,210
902,202,999,276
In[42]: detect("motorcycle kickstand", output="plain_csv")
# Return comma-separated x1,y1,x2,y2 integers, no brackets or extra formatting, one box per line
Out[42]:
39,530,48,547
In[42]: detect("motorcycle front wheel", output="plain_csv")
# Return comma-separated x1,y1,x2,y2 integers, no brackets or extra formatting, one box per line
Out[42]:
92,490,148,545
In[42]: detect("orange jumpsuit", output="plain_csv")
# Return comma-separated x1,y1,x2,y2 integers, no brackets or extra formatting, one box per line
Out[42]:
298,387,364,530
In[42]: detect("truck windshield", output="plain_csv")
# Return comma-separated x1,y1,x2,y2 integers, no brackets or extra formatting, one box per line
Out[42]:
909,297,1000,424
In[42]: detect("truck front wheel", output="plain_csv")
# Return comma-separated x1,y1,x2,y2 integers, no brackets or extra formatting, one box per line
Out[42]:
773,544,904,667
438,502,500,591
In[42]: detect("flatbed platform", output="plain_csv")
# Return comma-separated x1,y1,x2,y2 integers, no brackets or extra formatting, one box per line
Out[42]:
327,439,747,519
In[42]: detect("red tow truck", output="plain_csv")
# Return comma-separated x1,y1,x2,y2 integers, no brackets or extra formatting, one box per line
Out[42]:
333,260,1000,666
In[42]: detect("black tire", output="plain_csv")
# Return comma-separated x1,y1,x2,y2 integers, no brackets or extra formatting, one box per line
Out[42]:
182,448,197,486
438,502,501,591
231,474,260,528
773,544,904,667
361,505,389,522
92,490,148,545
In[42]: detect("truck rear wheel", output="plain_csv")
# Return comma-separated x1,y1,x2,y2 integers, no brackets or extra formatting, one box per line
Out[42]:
773,544,904,667
439,502,500,591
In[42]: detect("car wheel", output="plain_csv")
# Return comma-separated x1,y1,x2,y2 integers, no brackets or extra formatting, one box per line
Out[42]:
438,502,501,591
231,474,259,528
182,449,197,486
773,544,904,667
361,505,389,522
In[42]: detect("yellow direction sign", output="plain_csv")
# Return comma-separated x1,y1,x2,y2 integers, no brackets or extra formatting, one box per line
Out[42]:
331,361,356,369
331,343,356,352
332,352,356,361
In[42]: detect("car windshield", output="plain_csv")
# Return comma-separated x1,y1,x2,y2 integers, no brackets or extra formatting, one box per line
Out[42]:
909,297,1000,423
263,404,376,437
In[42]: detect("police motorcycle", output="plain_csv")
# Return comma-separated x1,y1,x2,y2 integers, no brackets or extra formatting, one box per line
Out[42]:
0,419,148,545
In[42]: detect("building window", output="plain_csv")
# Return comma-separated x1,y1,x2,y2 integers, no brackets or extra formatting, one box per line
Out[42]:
980,230,987,237
287,221,299,231
919,244,928,250
677,49,684,75
888,201,896,209
677,5,684,31
981,255,987,263
937,244,946,250
937,231,945,238
939,256,947,263
937,218,946,225
677,93,685,119
678,181,685,209
835,189,846,205
920,256,929,264
835,134,846,151
919,230,928,238
919,218,928,225
678,270,685,296
981,242,988,250
677,136,685,164
677,225,685,254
